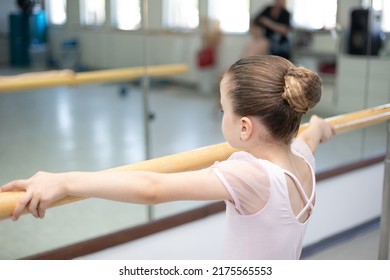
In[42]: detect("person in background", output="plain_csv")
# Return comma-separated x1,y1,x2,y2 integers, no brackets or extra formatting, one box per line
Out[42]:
253,0,292,60
241,22,270,58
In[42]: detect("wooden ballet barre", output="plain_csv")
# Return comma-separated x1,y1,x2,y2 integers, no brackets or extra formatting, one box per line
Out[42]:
0,103,390,220
0,64,188,93
299,103,390,134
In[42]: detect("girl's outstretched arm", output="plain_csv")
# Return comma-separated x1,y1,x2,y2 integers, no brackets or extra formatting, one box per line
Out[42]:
298,115,336,154
0,168,230,221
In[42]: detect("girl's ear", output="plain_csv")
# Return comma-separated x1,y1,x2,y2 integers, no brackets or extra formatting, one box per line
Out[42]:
240,117,253,141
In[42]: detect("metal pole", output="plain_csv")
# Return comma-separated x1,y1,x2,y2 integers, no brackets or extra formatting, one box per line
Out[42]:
379,120,390,259
142,0,151,161
141,0,153,222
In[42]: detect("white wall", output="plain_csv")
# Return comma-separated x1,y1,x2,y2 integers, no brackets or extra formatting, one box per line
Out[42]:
304,164,383,245
0,0,19,34
0,1,18,65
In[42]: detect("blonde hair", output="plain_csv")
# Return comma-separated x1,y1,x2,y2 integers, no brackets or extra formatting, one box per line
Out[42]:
223,55,322,144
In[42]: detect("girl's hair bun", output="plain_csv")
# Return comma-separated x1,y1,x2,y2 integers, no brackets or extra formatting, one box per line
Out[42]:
282,67,322,114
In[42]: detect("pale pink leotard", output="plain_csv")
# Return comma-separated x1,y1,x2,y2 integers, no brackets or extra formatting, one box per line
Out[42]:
211,138,315,259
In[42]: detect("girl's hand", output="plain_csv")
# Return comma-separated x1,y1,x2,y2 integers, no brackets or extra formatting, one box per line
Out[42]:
0,172,68,221
309,115,336,144
298,115,336,153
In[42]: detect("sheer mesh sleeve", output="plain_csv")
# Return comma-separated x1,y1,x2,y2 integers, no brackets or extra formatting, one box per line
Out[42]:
292,138,315,170
211,152,271,215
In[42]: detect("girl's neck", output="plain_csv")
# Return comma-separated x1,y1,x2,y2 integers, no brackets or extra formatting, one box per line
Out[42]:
249,141,295,169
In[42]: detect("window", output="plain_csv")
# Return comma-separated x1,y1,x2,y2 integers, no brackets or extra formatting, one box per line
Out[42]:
112,0,141,30
208,0,250,33
371,0,390,32
80,0,106,26
47,0,67,25
289,0,337,30
163,0,199,30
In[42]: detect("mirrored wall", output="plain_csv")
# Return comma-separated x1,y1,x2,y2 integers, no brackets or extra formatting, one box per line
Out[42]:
0,0,389,259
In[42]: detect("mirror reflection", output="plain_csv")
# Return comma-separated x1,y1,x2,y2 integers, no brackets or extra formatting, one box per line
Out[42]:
0,0,388,259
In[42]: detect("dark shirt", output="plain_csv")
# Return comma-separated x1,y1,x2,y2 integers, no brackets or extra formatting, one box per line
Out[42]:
253,6,291,59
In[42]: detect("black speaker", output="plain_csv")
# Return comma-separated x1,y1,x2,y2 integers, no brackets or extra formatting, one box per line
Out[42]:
348,8,383,55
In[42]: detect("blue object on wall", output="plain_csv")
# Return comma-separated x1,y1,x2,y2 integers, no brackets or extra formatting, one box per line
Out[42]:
31,10,46,44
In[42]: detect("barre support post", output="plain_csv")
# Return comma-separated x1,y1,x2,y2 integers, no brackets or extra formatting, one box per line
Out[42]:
379,120,390,259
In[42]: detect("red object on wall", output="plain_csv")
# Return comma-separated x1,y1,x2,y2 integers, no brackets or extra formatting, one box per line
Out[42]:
197,47,215,68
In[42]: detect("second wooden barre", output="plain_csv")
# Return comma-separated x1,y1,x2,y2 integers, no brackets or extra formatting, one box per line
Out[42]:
0,64,188,93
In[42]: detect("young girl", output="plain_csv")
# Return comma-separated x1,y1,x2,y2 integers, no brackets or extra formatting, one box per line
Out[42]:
0,55,334,259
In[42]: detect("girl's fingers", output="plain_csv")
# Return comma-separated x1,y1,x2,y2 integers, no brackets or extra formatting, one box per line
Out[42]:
2,173,57,220
1,174,54,220
37,203,46,219
12,191,33,221
28,194,41,219
0,180,28,192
